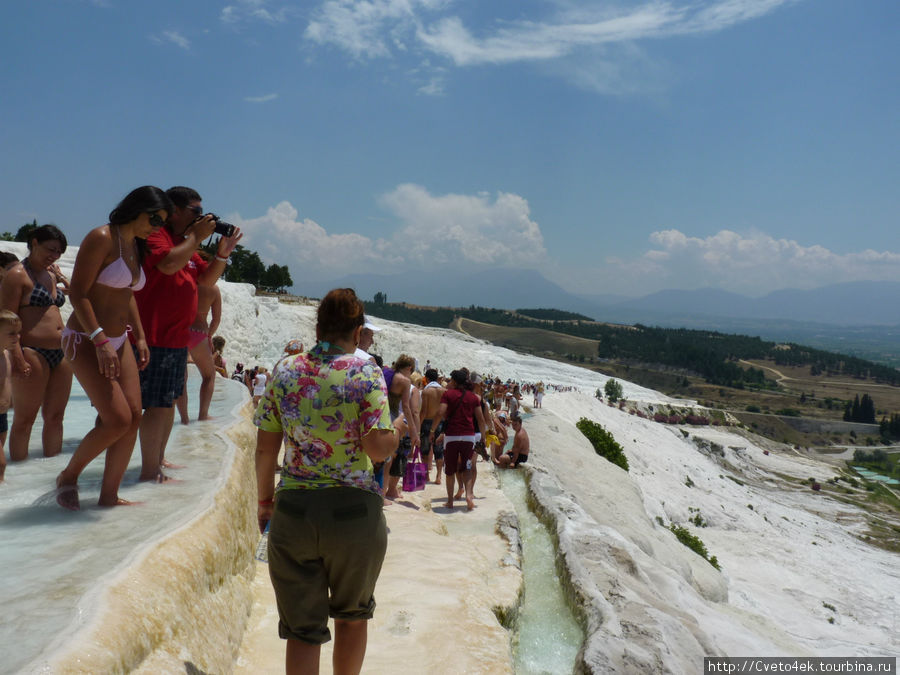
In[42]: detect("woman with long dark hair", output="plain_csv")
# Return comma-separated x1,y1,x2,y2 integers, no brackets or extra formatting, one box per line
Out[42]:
55,186,173,509
255,287,403,674
0,224,72,461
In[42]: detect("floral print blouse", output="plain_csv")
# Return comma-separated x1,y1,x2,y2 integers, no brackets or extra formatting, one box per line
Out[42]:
254,344,392,496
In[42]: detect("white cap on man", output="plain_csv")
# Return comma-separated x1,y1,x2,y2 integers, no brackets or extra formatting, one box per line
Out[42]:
363,316,382,332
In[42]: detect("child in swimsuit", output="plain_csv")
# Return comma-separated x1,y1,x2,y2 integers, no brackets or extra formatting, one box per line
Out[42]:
0,310,21,481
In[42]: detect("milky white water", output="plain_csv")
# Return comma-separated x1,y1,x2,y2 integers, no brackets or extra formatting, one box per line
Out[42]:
500,469,582,674
0,369,248,674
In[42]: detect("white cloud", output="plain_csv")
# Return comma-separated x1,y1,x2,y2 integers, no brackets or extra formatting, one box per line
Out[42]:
244,93,279,103
303,0,797,93
381,184,546,266
229,184,546,278
630,229,900,294
543,227,900,298
305,0,446,60
155,30,191,50
221,0,292,25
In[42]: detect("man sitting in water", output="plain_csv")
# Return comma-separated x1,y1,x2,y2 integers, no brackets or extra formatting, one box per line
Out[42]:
497,413,529,469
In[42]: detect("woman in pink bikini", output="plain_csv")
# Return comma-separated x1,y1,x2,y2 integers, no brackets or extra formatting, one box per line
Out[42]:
55,186,173,510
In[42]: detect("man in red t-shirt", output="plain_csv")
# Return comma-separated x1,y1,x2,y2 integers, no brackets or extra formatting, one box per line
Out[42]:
134,186,242,481
430,369,486,511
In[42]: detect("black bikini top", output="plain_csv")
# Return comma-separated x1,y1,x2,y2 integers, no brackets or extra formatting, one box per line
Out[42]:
23,259,65,309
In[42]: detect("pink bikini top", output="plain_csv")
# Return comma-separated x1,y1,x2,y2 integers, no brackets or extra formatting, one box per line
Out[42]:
96,230,146,291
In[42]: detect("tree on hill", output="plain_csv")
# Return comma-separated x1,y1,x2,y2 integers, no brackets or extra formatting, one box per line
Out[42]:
844,394,876,423
605,378,623,402
260,263,292,293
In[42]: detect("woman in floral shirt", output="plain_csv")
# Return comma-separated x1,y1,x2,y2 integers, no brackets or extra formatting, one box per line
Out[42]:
254,288,403,674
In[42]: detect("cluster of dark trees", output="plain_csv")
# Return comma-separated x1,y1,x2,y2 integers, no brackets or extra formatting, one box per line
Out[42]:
878,414,900,440
842,394,876,424
1,220,39,242
202,243,292,293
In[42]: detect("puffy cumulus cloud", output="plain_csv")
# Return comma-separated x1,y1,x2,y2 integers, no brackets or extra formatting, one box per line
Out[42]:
229,185,546,278
381,184,546,266
631,229,900,294
231,201,396,272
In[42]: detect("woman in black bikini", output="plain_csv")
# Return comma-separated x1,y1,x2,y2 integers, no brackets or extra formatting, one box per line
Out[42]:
55,186,172,509
0,225,73,462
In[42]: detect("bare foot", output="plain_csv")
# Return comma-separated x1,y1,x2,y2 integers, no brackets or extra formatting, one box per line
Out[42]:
180,418,190,426
454,489,463,500
466,497,475,511
385,490,400,499
161,459,186,469
434,477,442,485
56,473,80,511
99,497,142,507
443,500,454,509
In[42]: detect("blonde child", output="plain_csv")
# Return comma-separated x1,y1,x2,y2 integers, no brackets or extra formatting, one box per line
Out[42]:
0,309,22,481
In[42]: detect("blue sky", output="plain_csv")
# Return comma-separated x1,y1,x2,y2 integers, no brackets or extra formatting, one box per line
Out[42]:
0,0,897,298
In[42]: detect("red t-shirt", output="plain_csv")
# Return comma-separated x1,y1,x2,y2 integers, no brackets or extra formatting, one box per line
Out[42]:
441,388,479,436
134,227,208,348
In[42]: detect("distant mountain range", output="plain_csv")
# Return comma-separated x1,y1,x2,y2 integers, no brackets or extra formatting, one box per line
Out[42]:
299,270,900,328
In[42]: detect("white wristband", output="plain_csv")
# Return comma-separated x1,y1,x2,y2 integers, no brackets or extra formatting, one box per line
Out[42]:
215,254,229,263
88,327,103,340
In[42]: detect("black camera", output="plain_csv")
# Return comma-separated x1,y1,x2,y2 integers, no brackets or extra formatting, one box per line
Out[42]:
207,213,236,238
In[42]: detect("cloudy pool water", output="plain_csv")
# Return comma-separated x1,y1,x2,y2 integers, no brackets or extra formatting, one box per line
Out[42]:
0,371,248,674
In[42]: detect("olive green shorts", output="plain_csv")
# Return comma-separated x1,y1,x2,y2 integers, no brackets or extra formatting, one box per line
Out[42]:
267,487,387,644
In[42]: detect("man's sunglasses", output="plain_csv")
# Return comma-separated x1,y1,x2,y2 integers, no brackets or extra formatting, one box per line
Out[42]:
148,213,166,228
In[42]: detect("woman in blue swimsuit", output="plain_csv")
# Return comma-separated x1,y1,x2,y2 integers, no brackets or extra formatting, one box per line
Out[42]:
55,186,173,509
0,224,73,462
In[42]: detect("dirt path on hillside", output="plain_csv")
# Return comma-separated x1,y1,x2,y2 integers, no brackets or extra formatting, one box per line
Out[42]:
740,360,900,390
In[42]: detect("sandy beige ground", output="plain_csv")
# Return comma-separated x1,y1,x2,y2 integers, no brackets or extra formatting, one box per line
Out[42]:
234,461,522,674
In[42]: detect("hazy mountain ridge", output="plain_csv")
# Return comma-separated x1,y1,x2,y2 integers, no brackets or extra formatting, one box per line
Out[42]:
301,269,900,329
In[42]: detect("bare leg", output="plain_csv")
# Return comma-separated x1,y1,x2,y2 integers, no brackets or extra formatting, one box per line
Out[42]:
59,343,141,506
41,358,73,457
385,472,401,499
8,349,50,461
175,369,189,425
190,341,216,421
333,619,368,675
286,638,320,675
434,456,443,484
0,431,7,481
461,468,474,510
444,472,455,508
139,406,176,481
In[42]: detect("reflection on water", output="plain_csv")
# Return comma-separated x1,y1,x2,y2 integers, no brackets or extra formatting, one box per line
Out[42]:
0,370,248,675
499,469,582,674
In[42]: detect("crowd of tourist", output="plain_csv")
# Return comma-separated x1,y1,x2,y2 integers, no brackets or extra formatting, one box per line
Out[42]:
0,185,242,503
0,192,559,674
252,288,547,674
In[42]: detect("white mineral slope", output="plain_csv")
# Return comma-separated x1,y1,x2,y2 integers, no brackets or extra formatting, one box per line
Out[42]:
216,285,898,670
527,393,900,672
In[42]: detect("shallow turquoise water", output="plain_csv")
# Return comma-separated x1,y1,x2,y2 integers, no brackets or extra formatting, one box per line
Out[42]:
851,466,900,486
499,468,582,674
